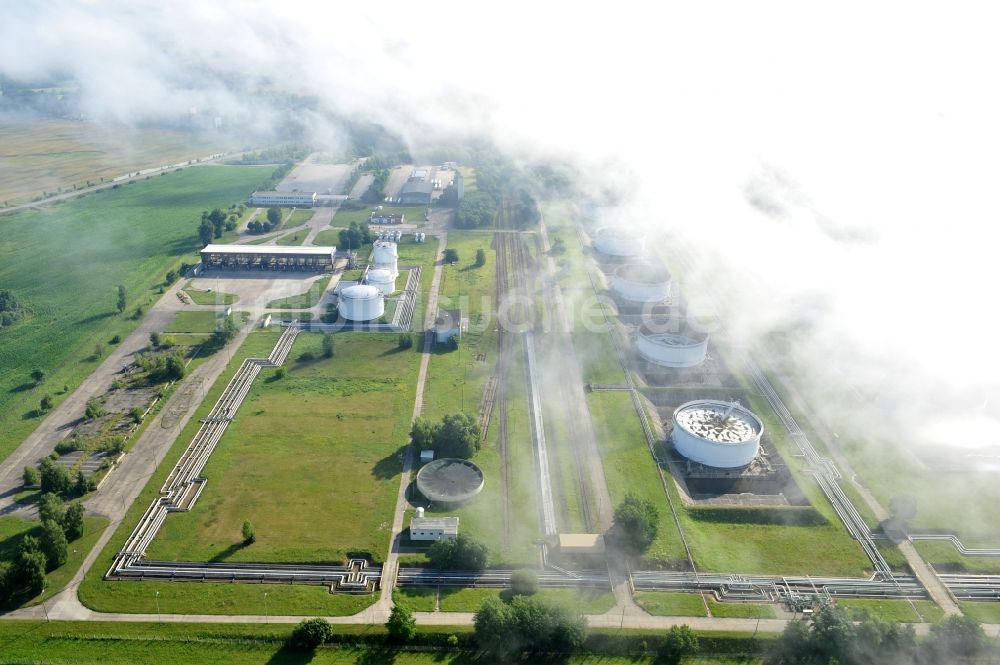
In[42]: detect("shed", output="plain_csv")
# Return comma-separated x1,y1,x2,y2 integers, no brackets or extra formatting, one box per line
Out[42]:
558,533,606,555
435,309,466,344
410,514,459,541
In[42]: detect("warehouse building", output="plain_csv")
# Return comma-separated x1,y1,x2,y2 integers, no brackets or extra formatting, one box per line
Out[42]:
398,180,433,205
248,190,317,207
409,507,459,541
200,244,335,271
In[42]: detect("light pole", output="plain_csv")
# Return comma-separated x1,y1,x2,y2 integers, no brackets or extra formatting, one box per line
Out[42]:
264,591,269,624
155,591,161,623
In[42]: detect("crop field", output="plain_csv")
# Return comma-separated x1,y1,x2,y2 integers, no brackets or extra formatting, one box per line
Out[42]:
145,333,420,564
80,331,373,615
0,120,241,206
0,165,271,465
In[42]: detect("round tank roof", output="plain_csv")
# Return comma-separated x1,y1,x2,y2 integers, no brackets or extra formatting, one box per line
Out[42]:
674,400,762,445
416,458,485,504
341,284,381,300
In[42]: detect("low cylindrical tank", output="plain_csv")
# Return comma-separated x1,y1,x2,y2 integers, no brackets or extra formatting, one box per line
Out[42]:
594,226,644,257
672,400,763,468
366,268,397,295
637,323,708,368
613,264,672,303
338,284,385,322
373,240,399,277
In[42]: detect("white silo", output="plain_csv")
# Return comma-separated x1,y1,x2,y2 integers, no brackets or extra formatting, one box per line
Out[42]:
338,284,385,322
366,268,397,295
373,240,399,278
672,400,763,468
594,226,644,258
637,323,708,368
612,264,672,303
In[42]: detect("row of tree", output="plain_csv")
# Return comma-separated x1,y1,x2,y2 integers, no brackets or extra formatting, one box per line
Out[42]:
410,413,481,460
247,207,282,234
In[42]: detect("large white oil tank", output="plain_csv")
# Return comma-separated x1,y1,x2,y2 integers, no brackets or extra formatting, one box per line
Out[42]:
366,268,397,295
338,284,385,322
613,264,672,303
373,240,399,278
594,226,644,258
637,323,708,368
672,400,763,468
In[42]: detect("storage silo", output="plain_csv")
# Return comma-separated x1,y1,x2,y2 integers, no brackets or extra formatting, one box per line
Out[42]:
338,284,385,322
373,240,399,278
637,323,708,368
612,264,672,303
672,400,763,468
366,268,397,295
593,226,644,258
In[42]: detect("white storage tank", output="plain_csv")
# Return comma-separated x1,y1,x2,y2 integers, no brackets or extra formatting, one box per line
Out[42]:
373,240,399,278
637,323,708,368
613,264,672,303
672,400,763,468
338,284,385,322
366,268,397,295
594,226,644,258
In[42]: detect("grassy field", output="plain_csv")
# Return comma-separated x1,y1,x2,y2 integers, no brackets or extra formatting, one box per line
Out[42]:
0,515,108,609
914,541,1000,574
574,330,627,384
837,598,945,623
312,228,340,246
0,120,241,206
634,591,707,616
330,206,430,228
165,310,226,333
0,620,762,665
436,587,616,613
265,276,331,309
0,164,271,466
960,602,1000,623
183,284,239,305
707,599,777,619
145,333,420,565
275,231,307,245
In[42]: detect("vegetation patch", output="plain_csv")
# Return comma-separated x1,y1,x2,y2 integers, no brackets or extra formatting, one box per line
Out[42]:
266,276,331,310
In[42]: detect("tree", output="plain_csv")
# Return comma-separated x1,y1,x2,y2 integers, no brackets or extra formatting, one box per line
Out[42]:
658,625,698,665
198,219,214,245
84,398,106,420
149,331,161,348
63,502,85,541
613,494,659,555
31,368,45,384
474,248,486,267
39,458,71,495
22,466,40,488
266,206,282,226
116,285,127,313
242,520,256,545
409,417,435,450
433,413,481,459
398,333,413,350
165,269,178,285
510,569,538,596
213,314,239,346
209,208,226,238
443,248,459,263
929,615,985,658
473,595,514,656
474,595,586,657
12,547,46,597
386,604,417,642
289,617,332,650
73,470,88,497
40,520,68,569
39,394,53,413
38,492,65,524
427,533,489,570
322,333,334,358
94,342,104,358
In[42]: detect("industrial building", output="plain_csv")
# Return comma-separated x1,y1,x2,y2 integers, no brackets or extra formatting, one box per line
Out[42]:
247,190,317,207
409,507,459,541
558,533,606,555
370,212,405,225
199,244,335,271
612,264,672,303
637,323,709,368
672,400,763,469
338,284,385,322
398,180,433,205
593,226,645,258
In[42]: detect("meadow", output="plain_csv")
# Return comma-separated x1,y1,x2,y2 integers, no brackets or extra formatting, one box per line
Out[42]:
0,165,271,465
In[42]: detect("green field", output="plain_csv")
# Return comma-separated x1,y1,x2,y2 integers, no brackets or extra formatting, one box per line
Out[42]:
707,599,777,619
0,120,241,206
0,620,761,665
634,591,707,616
265,276,331,309
914,541,1000,574
145,333,420,565
183,284,239,305
0,165,271,465
312,228,340,246
0,515,108,609
331,206,429,228
960,601,1000,623
165,310,227,333
275,231,307,245
837,598,945,623
436,587,616,613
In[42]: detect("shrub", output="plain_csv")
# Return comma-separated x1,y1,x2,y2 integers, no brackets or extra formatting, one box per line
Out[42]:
39,394,53,412
22,466,40,488
386,605,417,642
428,533,489,571
474,248,486,267
289,618,333,650
510,569,539,596
84,398,106,420
242,520,256,545
613,494,659,555
443,248,459,263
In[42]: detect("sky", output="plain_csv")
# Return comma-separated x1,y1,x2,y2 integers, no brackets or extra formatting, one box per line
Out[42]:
2,0,999,453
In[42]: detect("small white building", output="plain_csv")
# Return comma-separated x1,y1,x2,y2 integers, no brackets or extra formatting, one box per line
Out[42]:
435,309,466,344
248,190,317,207
409,508,459,541
420,450,434,463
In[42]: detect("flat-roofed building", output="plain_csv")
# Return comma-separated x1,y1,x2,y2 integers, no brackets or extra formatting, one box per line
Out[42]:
200,244,336,271
558,533,606,555
409,508,458,541
399,180,433,205
248,190,317,207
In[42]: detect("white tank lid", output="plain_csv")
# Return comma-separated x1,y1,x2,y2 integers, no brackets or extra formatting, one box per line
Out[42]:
342,284,381,299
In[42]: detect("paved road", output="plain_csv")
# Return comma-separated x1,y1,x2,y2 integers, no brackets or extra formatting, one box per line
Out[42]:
376,231,448,612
